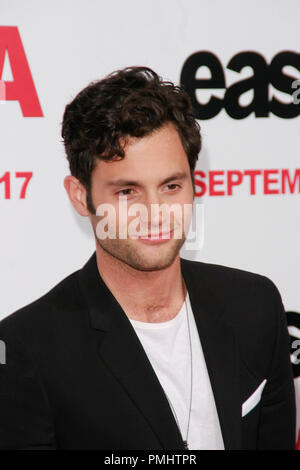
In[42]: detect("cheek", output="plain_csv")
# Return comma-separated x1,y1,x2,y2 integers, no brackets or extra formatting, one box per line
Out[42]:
110,202,143,239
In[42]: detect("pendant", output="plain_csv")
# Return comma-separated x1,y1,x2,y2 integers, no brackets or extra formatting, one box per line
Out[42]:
183,440,189,450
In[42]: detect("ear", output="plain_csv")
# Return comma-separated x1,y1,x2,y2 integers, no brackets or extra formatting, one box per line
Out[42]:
63,175,90,216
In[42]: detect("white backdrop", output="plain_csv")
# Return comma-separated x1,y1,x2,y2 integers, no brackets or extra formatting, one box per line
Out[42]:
0,0,299,447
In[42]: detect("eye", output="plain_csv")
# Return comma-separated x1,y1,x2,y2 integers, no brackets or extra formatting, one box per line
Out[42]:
165,183,180,191
116,188,134,196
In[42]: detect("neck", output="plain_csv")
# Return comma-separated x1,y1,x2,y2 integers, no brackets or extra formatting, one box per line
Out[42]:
95,246,187,323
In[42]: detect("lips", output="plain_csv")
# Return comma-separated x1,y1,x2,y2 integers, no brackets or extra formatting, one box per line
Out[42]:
138,230,173,240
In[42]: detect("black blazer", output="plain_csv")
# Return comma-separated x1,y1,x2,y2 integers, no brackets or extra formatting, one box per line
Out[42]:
0,252,296,450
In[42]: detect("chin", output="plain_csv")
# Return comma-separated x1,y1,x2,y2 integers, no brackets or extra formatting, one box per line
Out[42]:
96,238,181,271
129,252,179,272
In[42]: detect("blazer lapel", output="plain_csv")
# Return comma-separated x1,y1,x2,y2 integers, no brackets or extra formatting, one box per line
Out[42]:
181,258,242,450
78,251,185,450
78,251,242,450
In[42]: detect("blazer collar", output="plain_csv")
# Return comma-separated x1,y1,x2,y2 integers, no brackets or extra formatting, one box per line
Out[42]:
77,251,242,450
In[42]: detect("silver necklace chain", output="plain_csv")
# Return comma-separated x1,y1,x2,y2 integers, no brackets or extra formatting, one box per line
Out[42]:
162,295,193,450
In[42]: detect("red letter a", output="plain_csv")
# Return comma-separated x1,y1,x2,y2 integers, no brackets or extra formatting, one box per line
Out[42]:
0,26,43,117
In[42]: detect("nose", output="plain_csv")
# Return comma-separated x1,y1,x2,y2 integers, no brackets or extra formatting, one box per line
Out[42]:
140,190,168,233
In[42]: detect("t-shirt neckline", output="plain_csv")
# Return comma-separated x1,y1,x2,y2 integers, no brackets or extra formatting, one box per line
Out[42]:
128,292,189,330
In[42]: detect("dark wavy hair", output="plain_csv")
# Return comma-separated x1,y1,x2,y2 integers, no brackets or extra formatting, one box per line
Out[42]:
61,66,201,214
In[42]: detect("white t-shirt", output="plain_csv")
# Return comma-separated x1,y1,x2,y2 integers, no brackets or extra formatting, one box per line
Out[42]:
128,291,225,450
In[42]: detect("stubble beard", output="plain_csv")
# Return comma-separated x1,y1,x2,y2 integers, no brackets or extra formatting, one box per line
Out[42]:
95,233,186,272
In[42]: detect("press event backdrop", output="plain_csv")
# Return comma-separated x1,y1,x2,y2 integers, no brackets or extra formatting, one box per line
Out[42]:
0,0,299,448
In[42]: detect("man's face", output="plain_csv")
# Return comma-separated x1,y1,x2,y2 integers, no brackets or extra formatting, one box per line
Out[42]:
89,122,194,271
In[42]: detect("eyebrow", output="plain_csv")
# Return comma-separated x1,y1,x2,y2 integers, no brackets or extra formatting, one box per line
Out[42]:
106,171,189,187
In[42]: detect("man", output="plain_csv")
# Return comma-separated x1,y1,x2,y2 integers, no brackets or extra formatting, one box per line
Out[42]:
0,67,296,450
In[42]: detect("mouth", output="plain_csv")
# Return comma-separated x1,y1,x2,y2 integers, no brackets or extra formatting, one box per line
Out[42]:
138,229,174,244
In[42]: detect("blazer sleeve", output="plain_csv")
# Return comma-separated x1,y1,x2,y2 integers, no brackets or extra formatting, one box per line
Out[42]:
256,278,296,450
0,323,57,449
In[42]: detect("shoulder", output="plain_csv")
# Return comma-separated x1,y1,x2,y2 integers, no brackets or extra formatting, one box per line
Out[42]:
0,267,83,345
180,256,282,305
181,257,285,377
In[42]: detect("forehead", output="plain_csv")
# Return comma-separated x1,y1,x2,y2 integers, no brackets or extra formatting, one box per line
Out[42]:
93,122,189,183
